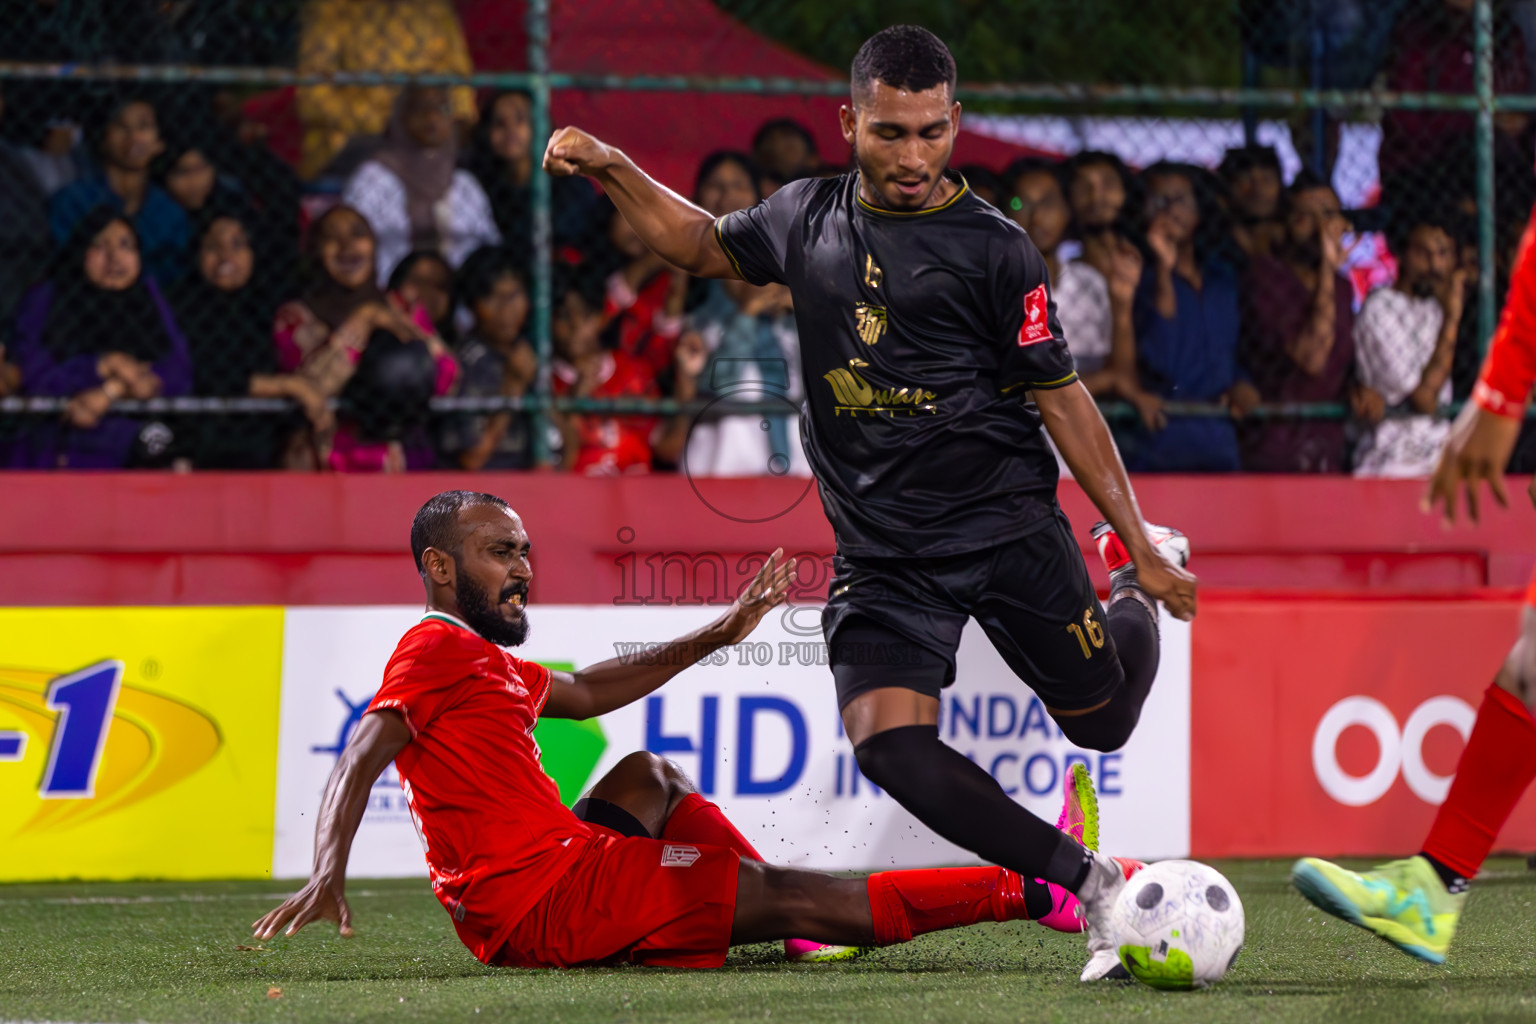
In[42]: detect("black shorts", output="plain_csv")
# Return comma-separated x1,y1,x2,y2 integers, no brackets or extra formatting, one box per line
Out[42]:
822,512,1123,712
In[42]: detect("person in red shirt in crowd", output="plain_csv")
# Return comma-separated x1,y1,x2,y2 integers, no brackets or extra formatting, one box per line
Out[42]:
600,152,764,382
253,491,1113,969
602,202,687,380
550,261,703,474
1291,209,1536,963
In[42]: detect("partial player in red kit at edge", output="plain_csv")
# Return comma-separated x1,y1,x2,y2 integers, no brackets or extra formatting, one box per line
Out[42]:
254,491,1127,969
1292,210,1536,963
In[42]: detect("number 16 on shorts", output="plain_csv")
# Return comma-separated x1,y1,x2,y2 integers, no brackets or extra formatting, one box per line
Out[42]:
1067,608,1105,659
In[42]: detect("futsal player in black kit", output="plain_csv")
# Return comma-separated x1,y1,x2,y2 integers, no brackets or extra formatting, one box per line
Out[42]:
543,25,1199,980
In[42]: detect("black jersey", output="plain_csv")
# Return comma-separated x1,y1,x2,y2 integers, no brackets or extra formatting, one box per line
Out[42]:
715,171,1078,558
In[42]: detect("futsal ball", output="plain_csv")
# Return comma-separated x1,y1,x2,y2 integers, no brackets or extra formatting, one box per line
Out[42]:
1110,860,1244,990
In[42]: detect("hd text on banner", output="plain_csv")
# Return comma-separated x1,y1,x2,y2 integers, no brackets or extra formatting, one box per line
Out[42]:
272,605,1192,878
0,607,284,881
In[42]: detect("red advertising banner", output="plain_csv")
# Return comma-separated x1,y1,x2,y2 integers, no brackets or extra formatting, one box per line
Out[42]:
1191,596,1536,859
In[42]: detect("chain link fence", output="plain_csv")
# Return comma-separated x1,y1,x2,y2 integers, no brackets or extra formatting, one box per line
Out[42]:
0,0,1532,474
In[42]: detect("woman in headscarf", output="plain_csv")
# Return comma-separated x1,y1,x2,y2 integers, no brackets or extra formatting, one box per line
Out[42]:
10,205,191,467
152,111,301,299
341,84,499,285
272,204,458,471
171,209,329,468
462,88,602,266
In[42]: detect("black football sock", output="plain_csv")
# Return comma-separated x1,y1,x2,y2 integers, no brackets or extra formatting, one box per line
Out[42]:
1108,564,1160,624
1106,595,1160,710
1053,598,1161,752
1418,852,1471,894
1023,878,1057,920
854,724,1093,888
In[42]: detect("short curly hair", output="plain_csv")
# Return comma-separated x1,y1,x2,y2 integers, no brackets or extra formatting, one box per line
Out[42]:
850,25,956,101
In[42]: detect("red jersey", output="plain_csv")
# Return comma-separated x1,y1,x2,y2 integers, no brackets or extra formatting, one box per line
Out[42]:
1476,209,1536,418
551,351,660,474
367,613,590,962
605,269,682,379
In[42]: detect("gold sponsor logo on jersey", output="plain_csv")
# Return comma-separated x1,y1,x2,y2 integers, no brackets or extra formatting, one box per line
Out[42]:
823,358,937,417
864,254,883,288
854,303,888,346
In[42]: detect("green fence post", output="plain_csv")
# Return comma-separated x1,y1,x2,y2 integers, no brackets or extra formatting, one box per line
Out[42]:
1476,0,1497,352
528,0,553,464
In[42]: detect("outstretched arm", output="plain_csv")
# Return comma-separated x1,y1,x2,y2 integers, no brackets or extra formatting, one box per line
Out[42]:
1427,210,1536,524
543,127,738,280
543,550,796,720
1035,381,1198,620
252,709,411,939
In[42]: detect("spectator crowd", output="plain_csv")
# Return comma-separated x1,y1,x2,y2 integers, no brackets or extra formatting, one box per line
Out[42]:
0,0,1531,477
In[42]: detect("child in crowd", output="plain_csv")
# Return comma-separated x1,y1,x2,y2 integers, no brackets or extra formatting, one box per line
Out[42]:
549,261,701,475
438,246,538,470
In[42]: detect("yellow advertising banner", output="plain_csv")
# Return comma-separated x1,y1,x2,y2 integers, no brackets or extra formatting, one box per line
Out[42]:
0,608,283,880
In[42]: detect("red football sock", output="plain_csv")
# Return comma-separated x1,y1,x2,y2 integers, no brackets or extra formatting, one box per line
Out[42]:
1422,684,1536,879
660,792,763,861
865,868,1032,945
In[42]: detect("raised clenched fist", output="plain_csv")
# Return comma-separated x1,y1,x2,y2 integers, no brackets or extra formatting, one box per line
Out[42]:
543,126,615,178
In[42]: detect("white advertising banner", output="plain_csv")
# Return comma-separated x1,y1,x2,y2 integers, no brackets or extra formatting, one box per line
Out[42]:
274,605,1190,878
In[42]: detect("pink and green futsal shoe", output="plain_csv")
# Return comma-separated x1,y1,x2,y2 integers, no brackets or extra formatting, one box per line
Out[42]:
784,938,873,963
1037,764,1146,933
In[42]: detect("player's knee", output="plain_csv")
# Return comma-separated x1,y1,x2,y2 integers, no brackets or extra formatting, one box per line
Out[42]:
1054,705,1138,753
624,750,700,801
603,751,678,798
853,728,912,792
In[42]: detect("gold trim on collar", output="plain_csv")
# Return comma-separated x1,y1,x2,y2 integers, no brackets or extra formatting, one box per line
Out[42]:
856,173,970,218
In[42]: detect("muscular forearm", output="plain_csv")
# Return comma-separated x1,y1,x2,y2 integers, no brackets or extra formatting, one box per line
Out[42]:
309,751,378,881
1038,381,1156,563
593,153,734,279
559,617,736,720
308,712,406,881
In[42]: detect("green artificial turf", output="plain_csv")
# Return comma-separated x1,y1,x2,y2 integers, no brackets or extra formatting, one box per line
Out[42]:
2,859,1535,1023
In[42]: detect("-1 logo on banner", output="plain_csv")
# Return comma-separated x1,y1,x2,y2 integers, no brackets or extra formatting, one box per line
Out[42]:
0,661,129,799
0,661,125,798
40,661,123,798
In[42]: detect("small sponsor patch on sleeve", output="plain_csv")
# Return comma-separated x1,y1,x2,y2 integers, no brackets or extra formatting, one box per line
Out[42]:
661,844,702,867
1019,283,1052,346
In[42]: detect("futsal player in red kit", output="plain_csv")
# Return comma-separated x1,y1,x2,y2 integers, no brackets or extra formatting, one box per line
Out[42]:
1292,214,1536,963
254,491,1128,969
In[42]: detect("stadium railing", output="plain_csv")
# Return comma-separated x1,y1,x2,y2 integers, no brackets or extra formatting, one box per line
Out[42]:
0,0,1528,467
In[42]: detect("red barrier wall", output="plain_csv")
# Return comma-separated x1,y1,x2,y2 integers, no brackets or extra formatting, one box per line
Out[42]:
0,472,1530,606
2,472,1532,859
1190,596,1536,859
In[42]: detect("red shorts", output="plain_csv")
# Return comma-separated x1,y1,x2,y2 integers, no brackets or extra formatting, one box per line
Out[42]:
1527,565,1536,608
490,826,741,969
